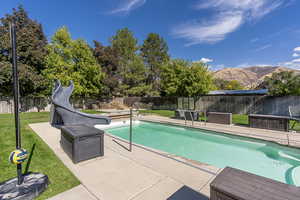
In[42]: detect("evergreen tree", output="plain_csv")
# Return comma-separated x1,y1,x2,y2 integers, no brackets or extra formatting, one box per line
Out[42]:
141,33,169,94
0,6,48,96
109,28,148,96
44,27,105,97
0,5,47,72
120,56,150,96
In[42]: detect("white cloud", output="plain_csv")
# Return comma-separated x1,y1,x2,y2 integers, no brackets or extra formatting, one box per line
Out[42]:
109,0,146,15
254,44,272,52
250,38,259,43
173,12,243,45
212,64,226,71
292,58,300,63
195,0,283,19
281,61,300,70
280,58,300,70
279,46,300,69
173,0,286,45
238,63,272,68
294,46,300,52
197,57,214,63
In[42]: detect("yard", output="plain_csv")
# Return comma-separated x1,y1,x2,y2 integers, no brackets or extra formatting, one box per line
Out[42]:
0,109,299,199
0,112,80,200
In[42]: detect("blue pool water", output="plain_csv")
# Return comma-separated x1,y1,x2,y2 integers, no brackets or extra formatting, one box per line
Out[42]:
106,121,300,185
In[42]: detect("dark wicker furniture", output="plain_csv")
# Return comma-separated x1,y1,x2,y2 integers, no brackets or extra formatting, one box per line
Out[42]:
60,125,104,163
207,112,232,125
211,167,300,200
249,114,290,132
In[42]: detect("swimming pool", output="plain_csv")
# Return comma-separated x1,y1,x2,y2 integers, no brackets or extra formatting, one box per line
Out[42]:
105,121,300,186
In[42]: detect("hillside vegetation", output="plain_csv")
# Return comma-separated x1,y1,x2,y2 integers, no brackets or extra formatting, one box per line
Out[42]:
214,66,300,89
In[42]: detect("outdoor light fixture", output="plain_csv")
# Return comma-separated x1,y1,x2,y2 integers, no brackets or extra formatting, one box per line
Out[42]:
0,21,49,200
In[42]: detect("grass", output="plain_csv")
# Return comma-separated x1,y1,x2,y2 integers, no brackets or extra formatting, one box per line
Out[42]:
232,114,300,132
81,109,106,114
139,110,300,132
0,112,80,200
138,110,174,118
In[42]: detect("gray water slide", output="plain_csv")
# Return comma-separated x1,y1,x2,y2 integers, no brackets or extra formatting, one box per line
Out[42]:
50,80,111,127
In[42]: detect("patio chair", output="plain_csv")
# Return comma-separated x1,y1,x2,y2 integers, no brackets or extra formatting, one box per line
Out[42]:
289,106,300,130
50,80,111,127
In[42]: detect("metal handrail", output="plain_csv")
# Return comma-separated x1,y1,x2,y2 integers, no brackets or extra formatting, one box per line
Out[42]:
189,111,194,127
129,108,133,152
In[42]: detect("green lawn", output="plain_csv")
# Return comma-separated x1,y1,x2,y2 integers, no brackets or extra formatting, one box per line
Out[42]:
138,110,300,132
81,109,107,114
138,110,174,118
232,114,300,132
0,112,80,200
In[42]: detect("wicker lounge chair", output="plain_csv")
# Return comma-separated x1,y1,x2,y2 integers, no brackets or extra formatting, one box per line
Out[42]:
50,80,111,127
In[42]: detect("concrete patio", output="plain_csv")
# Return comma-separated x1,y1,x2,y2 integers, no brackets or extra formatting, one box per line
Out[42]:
30,122,219,200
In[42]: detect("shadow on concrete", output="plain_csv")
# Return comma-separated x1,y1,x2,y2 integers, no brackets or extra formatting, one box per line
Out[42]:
167,186,209,200
112,139,131,152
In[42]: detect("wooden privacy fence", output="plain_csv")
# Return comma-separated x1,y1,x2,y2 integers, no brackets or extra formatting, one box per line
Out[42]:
123,97,177,110
0,97,52,113
178,95,300,116
0,96,299,116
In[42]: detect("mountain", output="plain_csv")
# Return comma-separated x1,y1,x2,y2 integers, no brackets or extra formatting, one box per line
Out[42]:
214,66,300,88
214,68,258,87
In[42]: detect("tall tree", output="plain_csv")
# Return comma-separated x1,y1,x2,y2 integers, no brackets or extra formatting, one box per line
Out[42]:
119,56,150,96
43,27,105,97
141,33,169,94
0,5,47,72
0,6,48,96
0,61,47,97
109,28,148,96
161,59,214,97
93,41,121,96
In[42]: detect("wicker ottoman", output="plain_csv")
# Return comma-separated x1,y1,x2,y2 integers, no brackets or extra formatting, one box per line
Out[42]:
207,112,232,125
60,125,104,163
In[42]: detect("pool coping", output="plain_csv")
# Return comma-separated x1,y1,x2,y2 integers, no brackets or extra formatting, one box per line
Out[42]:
103,129,220,176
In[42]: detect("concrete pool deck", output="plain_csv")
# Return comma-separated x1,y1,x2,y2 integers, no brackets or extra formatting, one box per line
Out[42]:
29,115,300,200
30,122,217,200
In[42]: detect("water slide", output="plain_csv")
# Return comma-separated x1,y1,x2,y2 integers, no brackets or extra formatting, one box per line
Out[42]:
50,80,111,127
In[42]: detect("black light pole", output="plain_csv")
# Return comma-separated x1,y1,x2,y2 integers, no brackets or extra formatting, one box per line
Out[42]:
9,21,23,185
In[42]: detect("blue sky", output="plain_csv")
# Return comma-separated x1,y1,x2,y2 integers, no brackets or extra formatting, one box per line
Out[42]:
1,0,300,70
